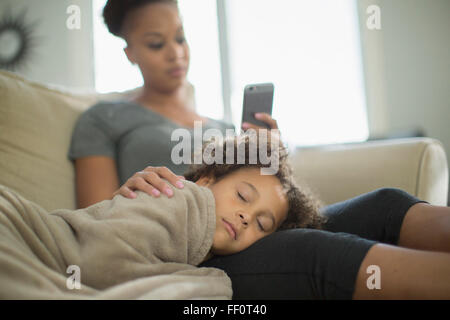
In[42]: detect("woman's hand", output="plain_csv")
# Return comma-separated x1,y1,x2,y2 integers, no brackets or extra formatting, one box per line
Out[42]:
113,166,185,199
241,113,284,148
241,112,279,132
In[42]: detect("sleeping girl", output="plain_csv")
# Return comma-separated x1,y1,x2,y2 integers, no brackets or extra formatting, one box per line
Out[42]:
0,132,322,299
2,132,450,300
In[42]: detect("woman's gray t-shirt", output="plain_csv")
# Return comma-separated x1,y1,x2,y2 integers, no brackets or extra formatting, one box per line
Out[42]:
68,101,235,184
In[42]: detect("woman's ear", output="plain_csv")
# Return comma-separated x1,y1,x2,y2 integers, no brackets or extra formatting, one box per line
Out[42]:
195,176,214,187
124,46,137,65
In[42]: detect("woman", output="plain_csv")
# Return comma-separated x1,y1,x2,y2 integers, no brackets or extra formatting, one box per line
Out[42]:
69,0,240,208
70,0,450,299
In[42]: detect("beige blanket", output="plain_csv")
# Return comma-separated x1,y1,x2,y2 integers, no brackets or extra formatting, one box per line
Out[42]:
0,182,232,299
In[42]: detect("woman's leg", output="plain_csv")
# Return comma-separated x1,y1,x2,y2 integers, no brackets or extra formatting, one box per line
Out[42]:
353,243,450,299
201,228,377,299
398,203,450,252
322,188,450,298
323,187,450,252
322,188,426,245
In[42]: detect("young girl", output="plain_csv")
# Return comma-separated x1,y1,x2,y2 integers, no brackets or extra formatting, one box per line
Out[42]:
0,134,322,299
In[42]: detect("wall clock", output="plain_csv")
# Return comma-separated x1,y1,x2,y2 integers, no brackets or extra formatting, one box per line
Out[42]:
0,8,37,71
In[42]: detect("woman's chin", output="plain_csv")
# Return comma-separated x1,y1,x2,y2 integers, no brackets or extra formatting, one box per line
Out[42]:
157,78,187,93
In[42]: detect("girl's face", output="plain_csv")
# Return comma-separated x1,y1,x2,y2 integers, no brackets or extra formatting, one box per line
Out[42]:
123,3,190,93
197,168,289,256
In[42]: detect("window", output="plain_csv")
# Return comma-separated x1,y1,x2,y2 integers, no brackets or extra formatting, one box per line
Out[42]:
92,0,143,93
224,0,369,146
92,0,368,146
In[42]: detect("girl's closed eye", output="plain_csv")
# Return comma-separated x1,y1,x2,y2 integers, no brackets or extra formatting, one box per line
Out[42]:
237,191,247,202
257,220,265,232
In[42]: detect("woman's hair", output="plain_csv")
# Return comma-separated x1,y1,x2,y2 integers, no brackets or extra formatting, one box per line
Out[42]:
184,132,327,230
103,0,178,37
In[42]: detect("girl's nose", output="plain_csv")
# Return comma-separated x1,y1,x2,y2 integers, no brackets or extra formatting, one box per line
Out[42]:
239,213,249,227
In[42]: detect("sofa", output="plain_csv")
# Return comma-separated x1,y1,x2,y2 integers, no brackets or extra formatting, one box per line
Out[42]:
0,70,448,211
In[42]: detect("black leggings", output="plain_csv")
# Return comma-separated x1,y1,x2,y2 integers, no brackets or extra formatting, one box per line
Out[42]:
200,188,426,299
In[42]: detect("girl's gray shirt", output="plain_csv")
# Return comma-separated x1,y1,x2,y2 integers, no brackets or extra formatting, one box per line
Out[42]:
68,101,235,184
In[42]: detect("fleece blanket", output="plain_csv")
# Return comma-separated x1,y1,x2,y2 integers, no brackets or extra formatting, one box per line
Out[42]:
0,182,232,299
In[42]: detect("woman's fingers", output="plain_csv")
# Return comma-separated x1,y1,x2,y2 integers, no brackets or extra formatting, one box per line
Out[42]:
154,166,185,190
113,185,137,199
241,122,262,131
115,166,185,199
241,113,279,131
135,173,164,197
255,112,279,129
140,170,174,197
138,166,185,197
241,114,284,148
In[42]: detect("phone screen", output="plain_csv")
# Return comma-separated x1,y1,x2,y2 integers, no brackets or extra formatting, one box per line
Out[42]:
241,83,274,129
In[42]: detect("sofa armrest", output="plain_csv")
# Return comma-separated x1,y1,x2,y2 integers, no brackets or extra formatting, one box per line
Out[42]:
289,138,449,206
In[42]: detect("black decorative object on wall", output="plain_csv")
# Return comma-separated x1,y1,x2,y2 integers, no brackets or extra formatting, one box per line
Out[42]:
0,8,38,71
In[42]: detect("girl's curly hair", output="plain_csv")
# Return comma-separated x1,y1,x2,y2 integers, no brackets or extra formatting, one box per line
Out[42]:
103,0,178,37
184,132,327,231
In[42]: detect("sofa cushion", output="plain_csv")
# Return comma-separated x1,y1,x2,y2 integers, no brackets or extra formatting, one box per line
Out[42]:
290,137,449,206
0,71,96,210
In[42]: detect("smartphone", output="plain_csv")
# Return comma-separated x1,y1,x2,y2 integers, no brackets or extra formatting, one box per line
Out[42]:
241,83,274,129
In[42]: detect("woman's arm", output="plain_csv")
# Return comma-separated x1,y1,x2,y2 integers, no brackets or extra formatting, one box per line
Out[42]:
75,154,186,208
75,156,120,208
113,166,186,199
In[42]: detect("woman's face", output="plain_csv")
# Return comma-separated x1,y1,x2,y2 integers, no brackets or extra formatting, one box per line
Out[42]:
196,168,289,256
123,2,190,93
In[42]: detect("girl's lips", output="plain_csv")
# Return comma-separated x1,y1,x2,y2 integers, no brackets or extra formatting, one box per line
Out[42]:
222,219,236,240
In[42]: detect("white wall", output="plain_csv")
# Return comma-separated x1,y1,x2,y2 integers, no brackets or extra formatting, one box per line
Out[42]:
0,0,94,90
357,0,450,203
